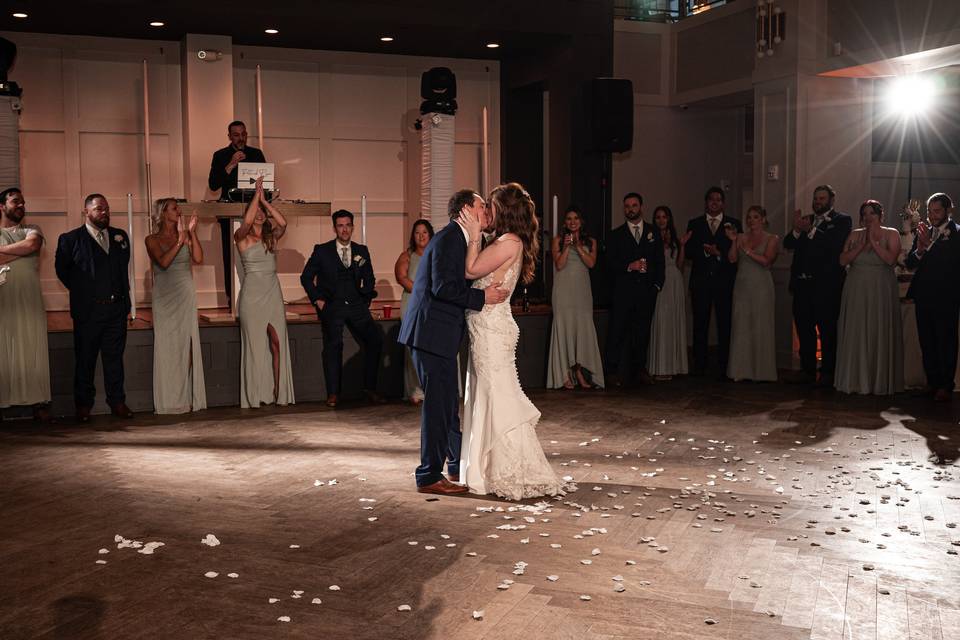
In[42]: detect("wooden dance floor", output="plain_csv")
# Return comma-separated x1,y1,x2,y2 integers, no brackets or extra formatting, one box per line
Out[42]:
2,380,959,639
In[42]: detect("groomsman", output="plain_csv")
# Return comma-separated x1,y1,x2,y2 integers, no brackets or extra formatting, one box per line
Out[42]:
55,194,133,422
905,192,960,402
783,185,852,386
686,187,741,378
604,192,664,386
300,209,384,408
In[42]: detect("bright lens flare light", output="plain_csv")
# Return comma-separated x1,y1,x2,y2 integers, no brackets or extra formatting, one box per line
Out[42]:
885,75,936,118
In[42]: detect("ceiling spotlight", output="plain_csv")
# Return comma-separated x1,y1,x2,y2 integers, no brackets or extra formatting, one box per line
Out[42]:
885,74,936,119
264,28,279,35
486,43,500,49
380,36,394,42
12,12,28,18
149,21,165,27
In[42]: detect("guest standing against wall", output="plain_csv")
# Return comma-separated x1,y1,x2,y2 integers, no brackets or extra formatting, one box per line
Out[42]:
547,206,604,390
835,200,903,395
145,198,206,414
685,187,741,379
55,194,133,422
726,206,779,382
395,219,434,405
0,188,52,422
300,209,384,409
904,193,960,402
604,193,664,387
647,206,689,379
783,185,852,386
235,178,294,408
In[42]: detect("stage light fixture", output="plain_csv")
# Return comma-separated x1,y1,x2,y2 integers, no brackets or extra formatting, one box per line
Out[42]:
12,12,27,18
149,21,165,27
885,75,936,118
380,36,394,42
486,43,500,49
264,28,279,35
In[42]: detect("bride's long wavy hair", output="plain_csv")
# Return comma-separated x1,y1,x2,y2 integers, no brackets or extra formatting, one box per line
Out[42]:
490,182,539,285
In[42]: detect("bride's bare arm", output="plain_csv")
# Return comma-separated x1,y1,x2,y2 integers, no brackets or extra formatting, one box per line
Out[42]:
465,235,521,279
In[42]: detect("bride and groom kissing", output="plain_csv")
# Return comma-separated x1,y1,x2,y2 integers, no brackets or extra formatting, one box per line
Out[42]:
398,184,568,500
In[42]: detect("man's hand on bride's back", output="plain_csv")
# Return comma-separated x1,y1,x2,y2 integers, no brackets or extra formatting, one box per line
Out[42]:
483,281,508,305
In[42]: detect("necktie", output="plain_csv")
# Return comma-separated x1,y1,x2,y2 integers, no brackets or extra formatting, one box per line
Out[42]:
97,230,109,253
633,225,641,244
814,215,825,228
341,247,349,268
708,217,718,235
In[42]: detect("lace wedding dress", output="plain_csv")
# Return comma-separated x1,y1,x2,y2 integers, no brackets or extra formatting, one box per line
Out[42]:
461,250,567,500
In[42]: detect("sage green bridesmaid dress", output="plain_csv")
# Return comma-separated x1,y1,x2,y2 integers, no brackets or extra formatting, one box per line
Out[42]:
727,236,778,382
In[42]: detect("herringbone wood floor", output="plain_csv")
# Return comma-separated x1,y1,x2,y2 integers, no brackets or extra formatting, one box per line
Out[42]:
2,380,958,639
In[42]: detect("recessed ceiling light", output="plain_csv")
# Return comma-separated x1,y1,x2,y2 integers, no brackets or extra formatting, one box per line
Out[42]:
486,42,500,49
264,28,279,34
380,36,394,42
12,12,28,18
149,21,165,27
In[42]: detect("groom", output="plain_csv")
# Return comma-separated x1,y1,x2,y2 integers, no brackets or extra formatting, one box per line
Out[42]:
399,189,508,495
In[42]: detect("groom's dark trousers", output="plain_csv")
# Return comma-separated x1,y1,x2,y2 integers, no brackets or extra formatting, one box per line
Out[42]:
398,222,485,487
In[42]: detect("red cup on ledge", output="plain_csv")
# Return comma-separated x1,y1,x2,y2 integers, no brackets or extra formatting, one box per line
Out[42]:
382,305,392,319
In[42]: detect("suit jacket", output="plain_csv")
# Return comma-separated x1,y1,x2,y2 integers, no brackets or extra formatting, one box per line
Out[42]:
398,222,485,358
300,240,377,307
685,214,742,289
782,210,852,293
905,219,960,305
606,221,665,295
54,225,131,321
207,145,266,198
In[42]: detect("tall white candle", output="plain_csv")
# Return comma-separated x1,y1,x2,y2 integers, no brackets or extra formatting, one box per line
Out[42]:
256,64,264,152
482,106,489,197
127,193,136,320
361,194,367,244
552,195,558,237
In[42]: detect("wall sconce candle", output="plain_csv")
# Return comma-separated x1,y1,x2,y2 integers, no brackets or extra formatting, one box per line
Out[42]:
756,1,786,58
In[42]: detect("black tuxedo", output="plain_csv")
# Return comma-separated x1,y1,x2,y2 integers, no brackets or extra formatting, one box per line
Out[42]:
782,210,852,379
54,225,131,409
399,222,484,487
300,240,382,395
604,220,665,379
905,219,960,392
685,214,742,373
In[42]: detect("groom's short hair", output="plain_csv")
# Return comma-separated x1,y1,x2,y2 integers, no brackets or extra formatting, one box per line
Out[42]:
448,189,479,219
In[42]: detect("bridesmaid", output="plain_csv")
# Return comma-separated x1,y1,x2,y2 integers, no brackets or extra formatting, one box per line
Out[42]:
394,219,434,405
234,177,295,408
146,199,207,414
725,206,779,382
546,206,604,389
835,199,904,395
647,205,690,379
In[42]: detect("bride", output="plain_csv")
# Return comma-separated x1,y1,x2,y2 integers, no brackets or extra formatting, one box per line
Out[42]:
458,183,567,500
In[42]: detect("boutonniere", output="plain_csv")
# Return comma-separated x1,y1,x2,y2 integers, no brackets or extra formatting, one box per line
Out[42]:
646,232,653,242
943,228,952,239
114,233,128,250
353,255,366,267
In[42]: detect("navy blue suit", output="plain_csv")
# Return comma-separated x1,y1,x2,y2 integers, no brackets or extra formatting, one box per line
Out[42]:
54,225,131,409
905,219,960,392
300,240,381,395
398,222,484,486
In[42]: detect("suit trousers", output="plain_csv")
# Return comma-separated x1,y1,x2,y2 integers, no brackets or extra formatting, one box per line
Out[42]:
791,280,842,377
916,300,960,392
320,302,383,395
691,278,734,372
411,348,461,486
73,301,128,408
604,285,658,378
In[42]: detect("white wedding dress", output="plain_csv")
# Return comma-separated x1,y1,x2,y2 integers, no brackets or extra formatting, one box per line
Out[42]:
461,248,567,500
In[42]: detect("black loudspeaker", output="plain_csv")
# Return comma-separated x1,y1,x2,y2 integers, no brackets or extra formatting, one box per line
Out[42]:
589,78,633,152
420,67,457,116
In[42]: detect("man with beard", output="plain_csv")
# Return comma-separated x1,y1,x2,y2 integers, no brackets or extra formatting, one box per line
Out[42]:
604,192,665,387
55,194,134,422
0,188,52,422
783,185,851,386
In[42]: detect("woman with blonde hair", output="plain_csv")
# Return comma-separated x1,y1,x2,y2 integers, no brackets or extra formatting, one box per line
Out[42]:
145,198,206,413
458,182,566,500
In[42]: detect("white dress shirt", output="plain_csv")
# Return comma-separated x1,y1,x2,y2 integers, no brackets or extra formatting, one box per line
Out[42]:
336,240,352,267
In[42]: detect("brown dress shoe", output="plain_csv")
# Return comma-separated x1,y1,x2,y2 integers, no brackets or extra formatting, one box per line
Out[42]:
326,394,338,408
32,406,56,424
76,406,92,423
362,390,387,405
111,403,134,419
637,370,655,386
447,474,460,483
417,478,469,496
934,389,952,402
